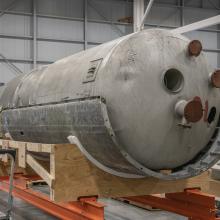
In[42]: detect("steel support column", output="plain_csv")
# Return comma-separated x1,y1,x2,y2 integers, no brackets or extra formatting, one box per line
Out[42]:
139,0,154,31
218,0,220,67
33,0,37,69
84,0,88,50
180,0,184,26
218,24,220,68
133,0,144,32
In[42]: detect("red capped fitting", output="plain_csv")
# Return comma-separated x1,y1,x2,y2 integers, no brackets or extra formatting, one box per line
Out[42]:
188,40,202,57
209,70,220,88
175,98,203,123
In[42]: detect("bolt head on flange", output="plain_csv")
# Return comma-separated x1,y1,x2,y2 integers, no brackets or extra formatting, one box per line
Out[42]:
188,40,202,57
210,70,220,88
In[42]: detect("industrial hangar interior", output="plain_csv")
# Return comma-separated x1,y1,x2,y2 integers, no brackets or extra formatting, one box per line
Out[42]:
0,0,220,219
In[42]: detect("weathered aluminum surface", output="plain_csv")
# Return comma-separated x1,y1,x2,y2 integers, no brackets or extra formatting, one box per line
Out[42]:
1,98,144,177
1,96,220,180
1,29,220,179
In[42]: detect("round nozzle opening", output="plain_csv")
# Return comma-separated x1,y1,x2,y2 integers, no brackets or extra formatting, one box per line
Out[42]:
163,68,184,93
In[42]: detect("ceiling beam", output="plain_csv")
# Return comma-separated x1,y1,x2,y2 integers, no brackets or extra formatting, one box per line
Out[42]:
0,0,17,17
133,0,144,32
172,15,220,34
139,0,154,31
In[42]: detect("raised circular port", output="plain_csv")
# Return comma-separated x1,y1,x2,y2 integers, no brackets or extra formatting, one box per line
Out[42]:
163,68,184,93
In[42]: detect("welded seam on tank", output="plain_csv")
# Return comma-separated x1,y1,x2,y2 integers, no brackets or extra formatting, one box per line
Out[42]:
1,96,102,111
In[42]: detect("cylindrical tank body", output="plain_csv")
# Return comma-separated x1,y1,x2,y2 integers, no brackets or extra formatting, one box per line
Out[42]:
1,29,220,180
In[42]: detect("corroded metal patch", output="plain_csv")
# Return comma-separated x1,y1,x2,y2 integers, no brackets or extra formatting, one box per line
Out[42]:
184,97,203,123
188,40,202,57
210,70,220,88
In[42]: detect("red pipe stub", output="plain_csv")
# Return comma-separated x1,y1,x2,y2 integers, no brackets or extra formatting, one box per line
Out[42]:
184,99,203,123
188,40,202,57
210,70,220,88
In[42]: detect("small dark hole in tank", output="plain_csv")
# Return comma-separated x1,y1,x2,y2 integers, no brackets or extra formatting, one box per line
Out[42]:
20,131,24,136
207,107,216,124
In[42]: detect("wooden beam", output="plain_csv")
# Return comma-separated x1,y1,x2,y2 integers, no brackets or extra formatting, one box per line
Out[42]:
50,144,220,202
0,139,220,202
26,154,54,187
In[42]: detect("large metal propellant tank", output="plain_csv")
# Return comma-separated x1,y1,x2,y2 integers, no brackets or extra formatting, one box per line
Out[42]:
1,29,220,180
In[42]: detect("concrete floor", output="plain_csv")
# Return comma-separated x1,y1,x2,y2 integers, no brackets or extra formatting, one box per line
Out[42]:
0,190,57,220
0,186,186,220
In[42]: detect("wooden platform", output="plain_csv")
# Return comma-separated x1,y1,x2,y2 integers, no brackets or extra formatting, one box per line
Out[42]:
0,139,220,202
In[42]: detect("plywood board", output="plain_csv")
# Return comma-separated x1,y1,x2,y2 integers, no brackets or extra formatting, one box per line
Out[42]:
0,139,220,202
51,144,220,202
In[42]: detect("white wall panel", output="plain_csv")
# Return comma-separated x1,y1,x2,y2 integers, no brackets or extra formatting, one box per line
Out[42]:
87,22,132,43
205,52,218,69
0,63,18,83
0,0,31,13
37,41,83,61
15,63,32,73
37,17,84,40
88,0,132,22
88,22,122,43
0,62,31,83
37,0,84,18
0,14,31,36
147,6,180,26
184,0,202,7
0,38,31,59
155,0,177,4
202,0,220,9
117,24,133,36
184,8,219,26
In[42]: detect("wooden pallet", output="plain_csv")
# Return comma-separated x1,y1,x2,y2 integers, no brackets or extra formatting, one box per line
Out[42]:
0,139,220,202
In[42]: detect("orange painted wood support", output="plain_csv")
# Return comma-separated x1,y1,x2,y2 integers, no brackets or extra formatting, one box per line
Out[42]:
122,188,220,220
0,174,105,220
